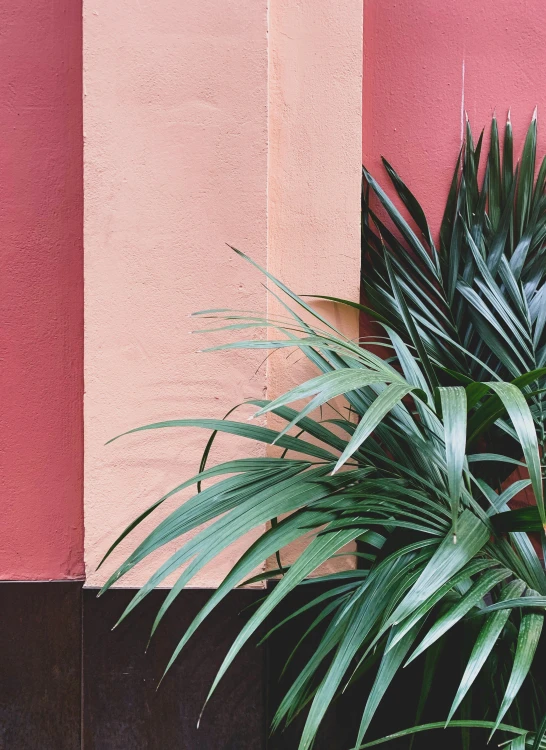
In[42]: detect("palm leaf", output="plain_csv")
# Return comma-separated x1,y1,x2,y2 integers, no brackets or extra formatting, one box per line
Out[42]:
105,114,546,750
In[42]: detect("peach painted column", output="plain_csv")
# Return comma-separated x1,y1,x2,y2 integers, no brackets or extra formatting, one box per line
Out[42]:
84,0,363,588
83,1,268,587
267,0,363,572
268,0,362,370
363,0,546,234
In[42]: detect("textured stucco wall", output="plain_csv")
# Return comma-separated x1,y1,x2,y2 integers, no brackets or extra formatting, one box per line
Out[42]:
84,0,269,587
84,0,363,588
363,0,546,234
0,0,83,579
8,0,544,585
267,0,363,573
268,0,362,358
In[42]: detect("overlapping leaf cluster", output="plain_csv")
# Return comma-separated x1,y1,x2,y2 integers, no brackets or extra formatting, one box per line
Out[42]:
102,115,546,749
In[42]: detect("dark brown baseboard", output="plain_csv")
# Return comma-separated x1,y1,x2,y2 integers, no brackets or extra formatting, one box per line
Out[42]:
0,582,466,750
83,587,265,750
0,583,265,750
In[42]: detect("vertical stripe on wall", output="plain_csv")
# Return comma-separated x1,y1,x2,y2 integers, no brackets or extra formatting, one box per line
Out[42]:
266,0,363,574
0,0,83,579
268,0,362,349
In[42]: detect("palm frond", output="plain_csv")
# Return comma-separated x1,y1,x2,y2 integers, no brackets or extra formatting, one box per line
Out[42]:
103,115,546,749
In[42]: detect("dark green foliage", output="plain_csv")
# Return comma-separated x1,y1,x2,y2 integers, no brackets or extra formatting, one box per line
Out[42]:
102,116,546,749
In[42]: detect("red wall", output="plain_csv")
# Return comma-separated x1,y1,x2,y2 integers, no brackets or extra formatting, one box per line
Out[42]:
363,0,546,234
0,1,83,578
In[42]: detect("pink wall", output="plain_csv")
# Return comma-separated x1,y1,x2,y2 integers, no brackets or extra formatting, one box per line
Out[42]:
363,0,546,234
0,1,83,579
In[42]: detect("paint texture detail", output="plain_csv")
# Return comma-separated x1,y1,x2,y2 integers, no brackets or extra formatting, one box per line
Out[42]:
83,0,269,586
267,0,362,573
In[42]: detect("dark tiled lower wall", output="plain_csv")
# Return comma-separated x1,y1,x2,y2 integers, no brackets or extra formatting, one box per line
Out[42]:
0,584,266,750
0,583,367,750
82,588,265,750
0,583,82,749
0,582,468,750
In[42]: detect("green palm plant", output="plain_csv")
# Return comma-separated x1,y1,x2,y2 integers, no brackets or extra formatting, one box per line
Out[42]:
100,114,546,749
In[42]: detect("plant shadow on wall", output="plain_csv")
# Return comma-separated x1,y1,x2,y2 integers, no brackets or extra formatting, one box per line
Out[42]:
99,114,546,749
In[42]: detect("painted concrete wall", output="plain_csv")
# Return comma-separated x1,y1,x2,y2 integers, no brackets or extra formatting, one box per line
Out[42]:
5,0,546,584
363,0,546,235
267,0,362,573
84,0,363,587
268,0,362,384
362,0,546,519
0,0,83,579
83,0,269,587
